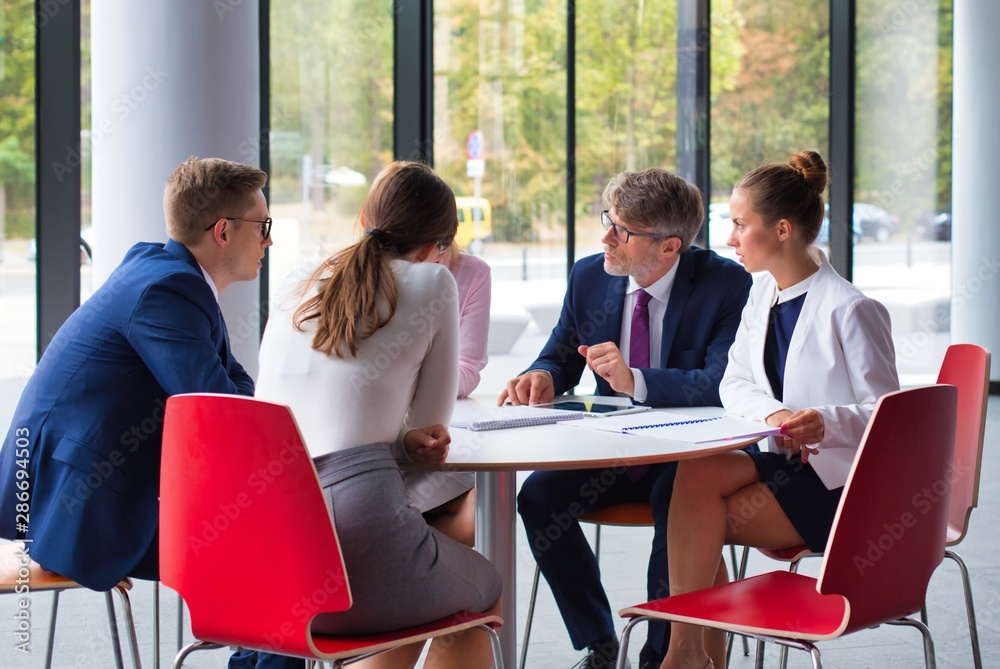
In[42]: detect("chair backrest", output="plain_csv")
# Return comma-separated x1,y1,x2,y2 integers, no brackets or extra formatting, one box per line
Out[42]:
160,393,351,658
936,344,991,544
819,385,957,634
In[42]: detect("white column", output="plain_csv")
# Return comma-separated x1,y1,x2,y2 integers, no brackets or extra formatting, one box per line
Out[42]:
952,2,1000,387
91,0,262,377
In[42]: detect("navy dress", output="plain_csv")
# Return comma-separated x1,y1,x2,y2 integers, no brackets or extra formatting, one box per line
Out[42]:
745,293,844,552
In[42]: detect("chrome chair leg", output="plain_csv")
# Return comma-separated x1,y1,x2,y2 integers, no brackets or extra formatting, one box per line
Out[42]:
945,550,983,669
616,617,646,669
44,590,60,669
177,595,184,653
153,581,160,669
171,639,224,669
517,565,541,669
886,618,936,669
725,545,751,663
480,623,505,669
106,590,126,669
113,584,143,669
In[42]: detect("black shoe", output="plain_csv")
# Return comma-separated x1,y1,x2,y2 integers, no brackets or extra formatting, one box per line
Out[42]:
637,639,664,669
570,651,631,669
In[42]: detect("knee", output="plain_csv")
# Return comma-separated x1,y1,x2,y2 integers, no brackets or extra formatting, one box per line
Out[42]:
674,457,721,495
516,473,552,520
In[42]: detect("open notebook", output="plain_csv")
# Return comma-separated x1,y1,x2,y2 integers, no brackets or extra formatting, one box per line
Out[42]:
451,405,587,431
563,412,781,444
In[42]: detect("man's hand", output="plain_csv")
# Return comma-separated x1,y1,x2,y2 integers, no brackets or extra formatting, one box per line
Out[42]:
578,343,635,396
498,371,555,406
766,408,823,462
403,424,451,464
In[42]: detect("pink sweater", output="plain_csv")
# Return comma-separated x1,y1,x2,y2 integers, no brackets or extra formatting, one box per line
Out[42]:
451,253,491,398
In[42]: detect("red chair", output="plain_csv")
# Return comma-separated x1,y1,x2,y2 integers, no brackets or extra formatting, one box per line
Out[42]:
159,393,503,668
934,343,990,669
736,343,992,668
615,384,958,669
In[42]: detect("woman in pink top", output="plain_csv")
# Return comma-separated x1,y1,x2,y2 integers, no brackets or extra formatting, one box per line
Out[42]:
404,243,492,547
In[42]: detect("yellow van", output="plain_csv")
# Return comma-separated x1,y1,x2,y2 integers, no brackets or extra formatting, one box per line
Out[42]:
454,196,492,249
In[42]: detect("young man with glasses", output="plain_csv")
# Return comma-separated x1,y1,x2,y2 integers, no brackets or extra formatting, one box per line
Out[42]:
0,157,269,597
499,168,751,669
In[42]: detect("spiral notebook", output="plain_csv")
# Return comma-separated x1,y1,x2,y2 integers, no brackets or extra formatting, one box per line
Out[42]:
564,412,781,444
450,405,588,431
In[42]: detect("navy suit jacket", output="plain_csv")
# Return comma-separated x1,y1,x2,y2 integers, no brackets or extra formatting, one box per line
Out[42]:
0,240,254,591
528,248,751,407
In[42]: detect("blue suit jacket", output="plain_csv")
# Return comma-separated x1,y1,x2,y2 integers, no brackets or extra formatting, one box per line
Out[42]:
0,240,254,590
528,248,751,407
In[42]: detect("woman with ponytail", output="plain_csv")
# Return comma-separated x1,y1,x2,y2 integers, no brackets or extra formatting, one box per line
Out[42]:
254,161,500,669
656,151,899,669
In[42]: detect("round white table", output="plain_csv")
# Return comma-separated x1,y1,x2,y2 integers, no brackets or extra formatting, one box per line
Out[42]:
426,395,763,666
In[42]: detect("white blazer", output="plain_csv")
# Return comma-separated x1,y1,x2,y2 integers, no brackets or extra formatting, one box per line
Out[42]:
720,248,899,489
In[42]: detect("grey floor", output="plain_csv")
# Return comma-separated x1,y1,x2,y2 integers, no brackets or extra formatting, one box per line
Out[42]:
1,323,997,668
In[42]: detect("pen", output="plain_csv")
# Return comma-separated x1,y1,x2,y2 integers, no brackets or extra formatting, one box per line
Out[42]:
588,406,648,418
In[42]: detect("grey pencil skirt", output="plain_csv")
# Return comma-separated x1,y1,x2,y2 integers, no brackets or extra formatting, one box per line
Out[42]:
309,442,501,636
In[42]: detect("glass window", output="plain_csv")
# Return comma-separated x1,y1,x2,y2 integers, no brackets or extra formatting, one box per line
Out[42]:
574,0,680,259
433,0,568,381
709,0,830,259
267,0,394,303
0,0,37,425
855,0,952,384
82,0,93,303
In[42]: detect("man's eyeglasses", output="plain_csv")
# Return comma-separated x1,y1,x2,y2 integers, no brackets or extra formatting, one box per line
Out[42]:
204,217,273,240
601,210,669,243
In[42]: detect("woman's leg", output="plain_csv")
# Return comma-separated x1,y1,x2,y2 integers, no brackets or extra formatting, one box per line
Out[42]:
661,452,804,669
423,599,502,669
424,488,476,547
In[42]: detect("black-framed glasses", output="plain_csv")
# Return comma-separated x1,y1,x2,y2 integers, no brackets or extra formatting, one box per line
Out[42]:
204,217,273,240
600,210,668,243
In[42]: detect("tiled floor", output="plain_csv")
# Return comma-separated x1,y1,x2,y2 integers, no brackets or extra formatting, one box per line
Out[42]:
1,324,997,668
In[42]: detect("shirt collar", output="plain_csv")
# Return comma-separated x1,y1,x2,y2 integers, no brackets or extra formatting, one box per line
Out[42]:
771,263,818,306
198,264,220,302
627,257,679,303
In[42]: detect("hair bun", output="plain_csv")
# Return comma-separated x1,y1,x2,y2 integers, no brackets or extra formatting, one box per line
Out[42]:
789,150,829,195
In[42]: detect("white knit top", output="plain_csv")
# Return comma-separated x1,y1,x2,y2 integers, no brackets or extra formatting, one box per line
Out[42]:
256,260,460,459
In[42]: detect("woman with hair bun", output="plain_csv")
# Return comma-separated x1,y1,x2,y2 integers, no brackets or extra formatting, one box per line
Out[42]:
252,161,501,669
656,150,899,669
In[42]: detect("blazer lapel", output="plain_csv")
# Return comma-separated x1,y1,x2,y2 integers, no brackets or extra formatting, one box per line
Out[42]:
660,253,694,365
602,275,628,346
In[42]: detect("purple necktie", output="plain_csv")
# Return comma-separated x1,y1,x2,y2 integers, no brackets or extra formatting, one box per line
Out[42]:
629,289,652,369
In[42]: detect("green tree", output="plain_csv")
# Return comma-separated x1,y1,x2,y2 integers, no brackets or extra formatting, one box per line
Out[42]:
0,0,36,240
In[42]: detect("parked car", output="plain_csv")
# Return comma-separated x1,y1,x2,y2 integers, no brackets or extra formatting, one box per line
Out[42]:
26,225,94,264
707,202,864,247
916,211,951,241
852,202,899,242
322,165,367,187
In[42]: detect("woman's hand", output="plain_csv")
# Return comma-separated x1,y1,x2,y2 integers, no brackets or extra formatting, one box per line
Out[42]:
766,408,824,462
403,424,451,464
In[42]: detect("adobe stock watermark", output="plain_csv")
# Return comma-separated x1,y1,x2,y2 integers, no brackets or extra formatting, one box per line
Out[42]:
187,438,307,557
853,457,972,576
51,64,170,182
258,570,350,656
350,283,460,391
896,254,1000,363
11,541,32,654
212,0,250,21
